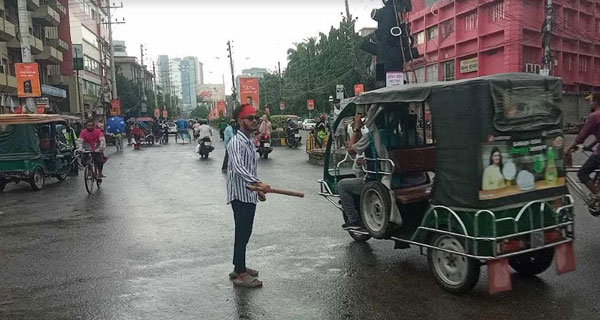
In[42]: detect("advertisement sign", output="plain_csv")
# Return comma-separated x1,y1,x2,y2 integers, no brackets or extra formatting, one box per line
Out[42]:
478,133,566,200
307,99,315,111
15,63,42,98
239,77,259,109
110,99,121,115
460,57,478,74
154,108,160,118
279,101,285,111
217,100,226,113
336,84,344,100
162,109,168,118
35,97,48,114
73,44,84,71
386,72,404,87
354,84,365,96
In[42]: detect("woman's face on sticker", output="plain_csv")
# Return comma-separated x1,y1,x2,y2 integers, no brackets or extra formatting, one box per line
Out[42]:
492,152,501,165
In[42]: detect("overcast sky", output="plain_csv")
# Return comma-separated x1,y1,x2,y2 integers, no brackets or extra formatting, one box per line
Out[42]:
112,0,379,93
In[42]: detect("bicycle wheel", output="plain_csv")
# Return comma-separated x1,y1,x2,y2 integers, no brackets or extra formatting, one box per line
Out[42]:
84,164,95,194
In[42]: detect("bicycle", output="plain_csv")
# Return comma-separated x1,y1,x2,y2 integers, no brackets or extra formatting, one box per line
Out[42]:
565,145,600,216
75,150,103,194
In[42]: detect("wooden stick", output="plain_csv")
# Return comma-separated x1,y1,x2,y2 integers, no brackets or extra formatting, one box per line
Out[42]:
246,185,305,198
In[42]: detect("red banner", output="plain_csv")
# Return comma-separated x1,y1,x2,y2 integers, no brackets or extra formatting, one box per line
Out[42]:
307,99,315,111
239,77,259,109
110,99,121,115
279,101,285,111
16,63,41,98
162,110,168,118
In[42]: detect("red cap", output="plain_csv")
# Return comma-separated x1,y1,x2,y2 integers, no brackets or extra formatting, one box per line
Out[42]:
238,104,256,120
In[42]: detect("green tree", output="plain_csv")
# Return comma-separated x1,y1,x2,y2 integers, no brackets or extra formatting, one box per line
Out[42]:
190,106,209,119
116,74,141,117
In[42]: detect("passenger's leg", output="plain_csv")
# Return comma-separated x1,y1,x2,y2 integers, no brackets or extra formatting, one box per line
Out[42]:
578,155,600,194
338,178,365,225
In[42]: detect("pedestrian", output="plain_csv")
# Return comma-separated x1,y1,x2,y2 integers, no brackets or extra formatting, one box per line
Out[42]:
226,103,271,288
221,118,237,172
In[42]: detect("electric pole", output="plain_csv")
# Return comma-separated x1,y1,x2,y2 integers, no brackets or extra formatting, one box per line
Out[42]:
104,2,124,100
344,0,352,21
17,0,35,112
542,0,553,75
278,61,283,105
227,41,237,108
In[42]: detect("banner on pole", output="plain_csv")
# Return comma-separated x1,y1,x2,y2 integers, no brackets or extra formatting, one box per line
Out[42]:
307,99,315,111
15,63,42,98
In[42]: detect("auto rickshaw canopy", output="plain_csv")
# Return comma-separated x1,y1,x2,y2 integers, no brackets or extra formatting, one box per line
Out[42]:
344,73,567,209
0,114,68,125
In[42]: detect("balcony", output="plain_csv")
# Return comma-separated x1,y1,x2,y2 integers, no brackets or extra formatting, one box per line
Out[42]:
0,18,16,42
27,0,40,10
32,36,44,54
32,5,60,26
47,0,66,15
35,46,63,64
46,38,69,52
7,75,17,91
0,73,7,89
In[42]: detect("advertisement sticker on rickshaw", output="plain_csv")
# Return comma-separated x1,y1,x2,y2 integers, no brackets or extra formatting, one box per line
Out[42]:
479,131,566,200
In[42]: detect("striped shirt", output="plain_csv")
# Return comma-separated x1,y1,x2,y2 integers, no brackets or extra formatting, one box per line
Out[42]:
227,131,260,204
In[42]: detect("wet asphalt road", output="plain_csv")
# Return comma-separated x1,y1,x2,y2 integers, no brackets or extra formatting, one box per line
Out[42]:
1,134,599,320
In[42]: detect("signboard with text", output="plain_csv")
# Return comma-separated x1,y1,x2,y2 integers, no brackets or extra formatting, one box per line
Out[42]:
15,63,41,98
162,109,168,118
460,57,478,74
279,101,285,111
386,72,405,87
73,44,84,71
154,108,160,118
307,99,315,111
239,77,260,109
336,84,344,100
110,99,121,115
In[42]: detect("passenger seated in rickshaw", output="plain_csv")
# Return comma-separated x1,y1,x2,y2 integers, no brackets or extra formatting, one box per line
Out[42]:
338,106,427,230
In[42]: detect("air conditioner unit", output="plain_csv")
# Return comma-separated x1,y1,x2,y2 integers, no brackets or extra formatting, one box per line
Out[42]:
525,63,534,73
534,64,541,74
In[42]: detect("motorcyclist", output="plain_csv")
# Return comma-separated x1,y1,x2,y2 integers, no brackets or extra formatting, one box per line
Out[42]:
196,119,213,142
285,118,301,144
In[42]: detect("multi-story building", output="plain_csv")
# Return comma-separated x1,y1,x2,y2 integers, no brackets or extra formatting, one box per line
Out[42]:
406,0,600,122
114,56,153,90
113,40,127,57
68,0,111,118
0,0,71,114
180,56,197,111
241,67,268,79
169,57,182,100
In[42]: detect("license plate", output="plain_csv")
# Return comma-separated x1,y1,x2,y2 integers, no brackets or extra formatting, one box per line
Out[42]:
530,231,545,248
295,134,301,137
264,143,270,148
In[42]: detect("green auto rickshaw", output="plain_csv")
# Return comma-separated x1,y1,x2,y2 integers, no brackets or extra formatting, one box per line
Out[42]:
0,114,77,192
319,73,575,294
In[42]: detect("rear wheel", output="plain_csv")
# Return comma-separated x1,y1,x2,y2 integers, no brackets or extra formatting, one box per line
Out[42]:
263,152,269,159
84,165,95,194
29,168,45,191
360,181,393,238
427,234,480,295
509,248,554,276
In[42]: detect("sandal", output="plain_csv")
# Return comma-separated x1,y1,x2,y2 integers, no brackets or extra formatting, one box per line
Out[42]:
229,268,259,280
233,274,263,288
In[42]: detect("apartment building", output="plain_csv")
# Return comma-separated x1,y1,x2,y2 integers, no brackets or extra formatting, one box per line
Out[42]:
180,56,197,111
406,0,600,121
0,0,70,114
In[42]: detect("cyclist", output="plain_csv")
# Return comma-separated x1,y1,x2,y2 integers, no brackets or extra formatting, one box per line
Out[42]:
566,93,600,198
78,119,106,181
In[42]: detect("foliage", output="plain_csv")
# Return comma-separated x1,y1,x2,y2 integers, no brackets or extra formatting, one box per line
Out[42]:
116,74,181,119
269,115,289,130
190,106,210,119
257,18,375,117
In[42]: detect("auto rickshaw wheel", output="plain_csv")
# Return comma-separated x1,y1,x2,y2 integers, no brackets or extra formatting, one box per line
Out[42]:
509,247,554,276
343,212,371,242
360,181,393,239
427,234,480,294
29,167,45,191
56,173,67,181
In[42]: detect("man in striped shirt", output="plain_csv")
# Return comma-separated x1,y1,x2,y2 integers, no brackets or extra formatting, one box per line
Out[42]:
227,104,271,288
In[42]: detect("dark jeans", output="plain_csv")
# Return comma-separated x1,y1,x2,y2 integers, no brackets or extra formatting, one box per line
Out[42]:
578,154,600,184
222,150,229,171
83,152,104,173
338,178,365,224
232,200,257,273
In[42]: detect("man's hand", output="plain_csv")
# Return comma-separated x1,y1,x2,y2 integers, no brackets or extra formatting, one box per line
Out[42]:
258,191,267,202
354,114,364,130
253,181,272,193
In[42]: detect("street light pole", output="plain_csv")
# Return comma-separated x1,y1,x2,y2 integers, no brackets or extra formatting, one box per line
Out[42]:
17,0,35,113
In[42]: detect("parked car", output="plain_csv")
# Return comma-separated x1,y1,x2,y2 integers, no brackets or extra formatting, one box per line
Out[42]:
301,119,316,130
167,122,177,134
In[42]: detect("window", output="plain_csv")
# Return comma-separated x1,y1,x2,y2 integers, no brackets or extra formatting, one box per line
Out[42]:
490,1,505,22
442,60,455,81
84,56,100,74
565,55,573,71
415,31,425,45
579,57,588,73
441,20,454,38
415,67,425,83
464,12,477,31
426,26,438,41
83,80,99,97
563,10,571,28
81,27,98,48
0,58,7,74
426,64,438,82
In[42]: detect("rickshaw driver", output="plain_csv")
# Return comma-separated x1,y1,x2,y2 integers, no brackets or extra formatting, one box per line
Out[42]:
566,93,600,201
338,105,427,231
78,119,106,180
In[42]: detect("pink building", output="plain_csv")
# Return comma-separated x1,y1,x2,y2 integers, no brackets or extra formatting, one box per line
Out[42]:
406,0,600,95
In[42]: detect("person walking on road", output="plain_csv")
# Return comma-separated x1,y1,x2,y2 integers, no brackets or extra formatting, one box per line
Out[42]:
222,119,237,172
227,104,272,288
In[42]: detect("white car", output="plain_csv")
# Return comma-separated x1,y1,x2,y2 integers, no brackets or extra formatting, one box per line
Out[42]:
302,119,316,130
167,122,177,134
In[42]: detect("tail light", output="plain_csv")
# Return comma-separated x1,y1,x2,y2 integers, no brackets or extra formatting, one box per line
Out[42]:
544,230,563,243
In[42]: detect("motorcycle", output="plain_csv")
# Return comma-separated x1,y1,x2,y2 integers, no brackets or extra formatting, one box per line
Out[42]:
257,134,272,159
286,127,301,149
161,126,169,144
196,137,214,159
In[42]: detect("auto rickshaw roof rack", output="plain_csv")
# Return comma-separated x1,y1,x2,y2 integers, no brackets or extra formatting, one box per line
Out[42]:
0,114,70,125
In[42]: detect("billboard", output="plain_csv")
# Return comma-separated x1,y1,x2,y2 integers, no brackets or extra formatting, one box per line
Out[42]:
110,99,121,115
307,99,315,111
15,63,41,98
239,77,259,109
